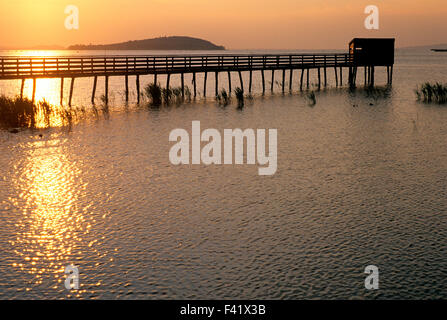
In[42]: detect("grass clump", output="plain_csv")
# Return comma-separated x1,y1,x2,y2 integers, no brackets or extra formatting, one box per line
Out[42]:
217,89,230,106
416,82,447,104
0,95,36,128
307,91,316,106
235,87,244,108
144,83,162,106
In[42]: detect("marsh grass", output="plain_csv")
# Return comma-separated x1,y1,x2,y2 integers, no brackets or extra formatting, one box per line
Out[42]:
217,89,231,106
144,83,162,106
235,87,244,108
416,83,447,104
307,91,316,106
0,95,37,128
0,95,76,129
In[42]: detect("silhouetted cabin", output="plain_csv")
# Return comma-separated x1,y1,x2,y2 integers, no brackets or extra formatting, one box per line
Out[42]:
349,38,395,66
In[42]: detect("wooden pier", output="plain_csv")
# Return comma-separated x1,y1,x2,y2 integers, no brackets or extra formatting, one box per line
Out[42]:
0,45,394,105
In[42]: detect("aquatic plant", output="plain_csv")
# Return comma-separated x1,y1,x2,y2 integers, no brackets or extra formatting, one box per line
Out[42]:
162,88,173,105
217,89,230,106
0,95,36,128
144,83,162,106
307,91,316,105
416,82,447,104
234,87,244,108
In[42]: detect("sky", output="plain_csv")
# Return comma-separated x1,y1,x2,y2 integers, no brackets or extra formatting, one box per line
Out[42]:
0,0,446,49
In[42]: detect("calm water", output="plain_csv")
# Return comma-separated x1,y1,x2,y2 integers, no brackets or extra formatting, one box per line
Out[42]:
1,49,447,299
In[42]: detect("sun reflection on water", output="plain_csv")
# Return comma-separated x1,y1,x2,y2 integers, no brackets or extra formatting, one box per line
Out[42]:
9,138,90,294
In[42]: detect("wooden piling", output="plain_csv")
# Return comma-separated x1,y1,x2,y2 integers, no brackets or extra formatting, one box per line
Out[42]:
249,70,252,94
306,69,310,89
364,66,367,86
192,72,197,97
317,68,321,90
181,73,185,98
289,69,293,92
32,78,36,103
238,71,244,93
91,76,97,105
334,67,338,86
60,78,64,105
20,79,25,99
136,75,140,104
125,75,129,102
227,71,232,94
300,69,304,91
389,66,393,85
166,73,170,90
104,76,108,105
261,70,265,95
203,72,208,97
271,70,275,92
339,67,343,86
154,73,158,85
69,77,75,107
324,67,327,87
215,72,219,97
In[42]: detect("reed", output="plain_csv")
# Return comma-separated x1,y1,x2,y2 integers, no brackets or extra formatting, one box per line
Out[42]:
307,91,316,105
416,82,447,104
0,95,36,128
235,87,244,108
217,89,230,106
144,83,162,106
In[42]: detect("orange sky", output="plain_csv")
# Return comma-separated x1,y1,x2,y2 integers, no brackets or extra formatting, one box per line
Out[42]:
1,0,446,49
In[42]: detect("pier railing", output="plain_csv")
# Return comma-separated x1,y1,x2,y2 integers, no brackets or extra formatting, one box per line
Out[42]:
0,54,351,79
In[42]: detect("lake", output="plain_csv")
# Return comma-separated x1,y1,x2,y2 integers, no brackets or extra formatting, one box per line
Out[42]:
0,48,447,299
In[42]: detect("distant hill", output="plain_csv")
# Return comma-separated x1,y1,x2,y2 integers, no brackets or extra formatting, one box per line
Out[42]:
68,36,225,51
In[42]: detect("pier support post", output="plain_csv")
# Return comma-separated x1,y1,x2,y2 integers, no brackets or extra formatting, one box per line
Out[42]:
227,71,232,94
69,77,75,107
192,72,197,97
60,78,64,105
249,70,253,94
104,76,108,105
166,73,170,91
203,72,208,97
389,66,393,85
136,75,140,104
324,67,327,87
20,79,25,100
289,69,293,92
181,73,185,99
334,67,338,86
261,70,265,95
364,67,367,86
340,67,343,86
154,73,158,85
370,66,375,87
125,75,129,102
91,76,97,105
215,72,219,97
238,71,244,93
318,68,321,90
306,69,310,89
32,78,36,103
271,70,275,92
300,69,304,91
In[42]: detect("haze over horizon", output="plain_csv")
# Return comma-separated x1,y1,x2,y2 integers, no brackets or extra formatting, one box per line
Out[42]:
1,0,446,50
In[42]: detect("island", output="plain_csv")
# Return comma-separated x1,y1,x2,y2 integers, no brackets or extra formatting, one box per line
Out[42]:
68,36,225,51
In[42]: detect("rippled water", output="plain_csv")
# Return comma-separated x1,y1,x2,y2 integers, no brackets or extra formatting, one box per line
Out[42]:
1,49,447,299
